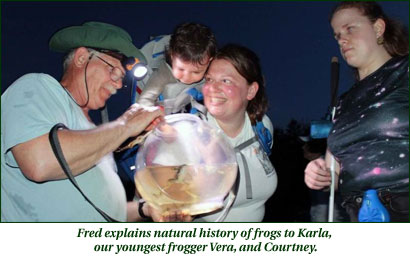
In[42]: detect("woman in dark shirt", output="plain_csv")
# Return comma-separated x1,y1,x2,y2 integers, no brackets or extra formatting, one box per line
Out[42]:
304,1,408,222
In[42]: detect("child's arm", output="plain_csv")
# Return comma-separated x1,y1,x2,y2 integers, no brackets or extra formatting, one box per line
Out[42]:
136,62,176,106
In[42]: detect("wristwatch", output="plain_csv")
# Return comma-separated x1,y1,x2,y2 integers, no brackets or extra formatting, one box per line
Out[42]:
138,199,149,219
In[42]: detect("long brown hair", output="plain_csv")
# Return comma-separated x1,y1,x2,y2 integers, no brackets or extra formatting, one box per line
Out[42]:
214,44,268,125
330,1,409,57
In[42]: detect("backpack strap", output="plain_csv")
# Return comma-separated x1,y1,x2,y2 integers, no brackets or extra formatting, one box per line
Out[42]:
140,35,171,70
234,136,259,199
252,121,273,156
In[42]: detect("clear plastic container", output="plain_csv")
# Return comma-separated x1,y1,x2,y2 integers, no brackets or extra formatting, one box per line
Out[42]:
135,114,238,216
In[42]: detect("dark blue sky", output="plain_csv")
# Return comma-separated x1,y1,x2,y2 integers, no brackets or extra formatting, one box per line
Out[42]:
2,1,408,128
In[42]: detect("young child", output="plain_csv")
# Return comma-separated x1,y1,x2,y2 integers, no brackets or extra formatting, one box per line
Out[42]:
136,22,217,114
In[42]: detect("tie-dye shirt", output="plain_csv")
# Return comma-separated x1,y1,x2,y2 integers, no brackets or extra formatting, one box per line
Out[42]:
328,56,409,196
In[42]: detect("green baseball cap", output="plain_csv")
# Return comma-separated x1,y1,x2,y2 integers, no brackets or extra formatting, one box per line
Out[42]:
49,21,146,63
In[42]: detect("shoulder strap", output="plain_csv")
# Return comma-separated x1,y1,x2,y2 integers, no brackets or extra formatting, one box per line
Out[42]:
48,123,119,222
234,136,259,199
252,121,272,156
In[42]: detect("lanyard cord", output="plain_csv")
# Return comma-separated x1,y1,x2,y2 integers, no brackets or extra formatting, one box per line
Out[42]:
48,123,118,222
61,55,92,108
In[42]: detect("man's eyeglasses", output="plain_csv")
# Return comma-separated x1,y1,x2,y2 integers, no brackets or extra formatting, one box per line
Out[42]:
93,54,125,82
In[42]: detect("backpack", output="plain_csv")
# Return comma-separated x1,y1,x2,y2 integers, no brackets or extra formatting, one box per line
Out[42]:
132,35,171,103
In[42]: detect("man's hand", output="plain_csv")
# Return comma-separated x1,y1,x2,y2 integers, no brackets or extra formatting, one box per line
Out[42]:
118,104,164,137
147,205,192,222
127,200,192,222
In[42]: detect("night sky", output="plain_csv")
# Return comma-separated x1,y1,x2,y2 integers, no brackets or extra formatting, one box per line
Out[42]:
2,1,409,128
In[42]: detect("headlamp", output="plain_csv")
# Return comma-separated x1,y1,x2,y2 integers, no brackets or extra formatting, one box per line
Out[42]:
125,57,148,81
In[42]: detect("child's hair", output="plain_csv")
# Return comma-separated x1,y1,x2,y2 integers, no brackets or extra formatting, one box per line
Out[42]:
166,22,217,66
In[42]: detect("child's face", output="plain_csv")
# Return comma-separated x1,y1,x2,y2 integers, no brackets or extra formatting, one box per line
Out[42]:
171,55,211,85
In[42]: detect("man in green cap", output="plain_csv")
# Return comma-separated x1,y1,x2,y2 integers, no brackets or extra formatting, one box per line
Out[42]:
1,21,187,222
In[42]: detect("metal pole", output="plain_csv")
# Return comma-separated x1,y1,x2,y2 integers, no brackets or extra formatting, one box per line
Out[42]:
328,57,339,222
328,108,336,222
